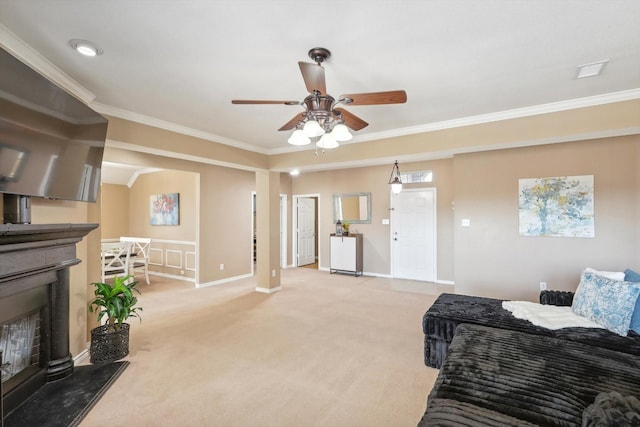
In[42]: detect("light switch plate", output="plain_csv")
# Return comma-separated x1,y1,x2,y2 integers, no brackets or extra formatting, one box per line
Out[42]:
461,219,471,227
382,219,389,225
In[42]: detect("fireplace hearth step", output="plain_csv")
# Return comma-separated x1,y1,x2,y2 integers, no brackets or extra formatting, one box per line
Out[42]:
3,361,129,427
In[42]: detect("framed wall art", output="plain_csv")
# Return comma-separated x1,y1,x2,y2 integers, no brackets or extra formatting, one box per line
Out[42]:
519,175,594,237
150,193,180,226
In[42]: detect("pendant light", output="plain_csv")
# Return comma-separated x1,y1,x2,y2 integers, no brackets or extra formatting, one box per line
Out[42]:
388,160,403,194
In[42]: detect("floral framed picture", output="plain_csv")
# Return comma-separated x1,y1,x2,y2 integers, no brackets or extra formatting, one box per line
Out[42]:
150,193,179,225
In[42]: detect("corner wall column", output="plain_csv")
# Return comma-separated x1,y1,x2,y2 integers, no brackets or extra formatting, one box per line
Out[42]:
255,170,281,292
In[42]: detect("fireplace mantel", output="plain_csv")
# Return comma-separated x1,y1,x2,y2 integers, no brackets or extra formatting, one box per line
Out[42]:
0,223,98,248
0,223,98,285
0,222,97,419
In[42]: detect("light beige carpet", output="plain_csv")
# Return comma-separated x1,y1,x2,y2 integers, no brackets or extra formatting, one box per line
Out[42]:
79,268,446,427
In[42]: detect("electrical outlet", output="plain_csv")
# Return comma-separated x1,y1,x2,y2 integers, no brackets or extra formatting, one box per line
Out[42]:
180,270,185,275
219,264,224,270
272,269,276,277
539,281,547,291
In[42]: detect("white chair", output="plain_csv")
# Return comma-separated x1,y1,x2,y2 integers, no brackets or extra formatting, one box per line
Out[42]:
101,241,132,283
120,237,152,284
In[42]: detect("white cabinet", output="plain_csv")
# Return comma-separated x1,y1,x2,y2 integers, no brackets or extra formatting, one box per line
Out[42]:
330,234,363,276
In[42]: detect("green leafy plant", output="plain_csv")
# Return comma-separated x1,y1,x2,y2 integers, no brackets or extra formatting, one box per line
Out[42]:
89,275,142,332
342,220,350,232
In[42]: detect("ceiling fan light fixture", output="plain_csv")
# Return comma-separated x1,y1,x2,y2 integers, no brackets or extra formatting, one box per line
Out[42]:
331,123,352,142
303,120,324,137
317,133,339,149
288,129,311,146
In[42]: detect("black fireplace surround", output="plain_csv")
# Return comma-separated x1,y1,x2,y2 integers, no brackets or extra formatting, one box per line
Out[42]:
0,223,97,422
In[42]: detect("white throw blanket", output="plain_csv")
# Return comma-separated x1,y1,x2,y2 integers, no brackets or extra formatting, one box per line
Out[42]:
502,300,604,330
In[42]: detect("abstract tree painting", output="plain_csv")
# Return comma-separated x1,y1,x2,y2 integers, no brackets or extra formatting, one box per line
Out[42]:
519,175,594,237
150,193,180,225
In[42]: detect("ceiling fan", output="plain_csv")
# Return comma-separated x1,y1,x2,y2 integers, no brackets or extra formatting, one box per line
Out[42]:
231,47,407,149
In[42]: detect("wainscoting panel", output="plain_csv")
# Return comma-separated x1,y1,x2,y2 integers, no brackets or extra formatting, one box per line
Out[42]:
102,238,196,281
147,239,196,281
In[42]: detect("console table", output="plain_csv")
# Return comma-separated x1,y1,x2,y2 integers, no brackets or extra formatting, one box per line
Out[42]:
329,233,363,276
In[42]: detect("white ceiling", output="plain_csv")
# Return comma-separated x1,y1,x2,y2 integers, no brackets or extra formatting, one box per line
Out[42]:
1,1,639,170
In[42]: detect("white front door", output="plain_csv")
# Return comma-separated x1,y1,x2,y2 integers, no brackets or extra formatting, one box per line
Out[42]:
297,197,316,266
392,188,436,281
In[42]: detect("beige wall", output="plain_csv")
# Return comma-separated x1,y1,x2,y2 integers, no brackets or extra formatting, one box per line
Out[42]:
198,165,255,282
100,183,129,239
454,135,640,301
128,170,197,241
291,159,455,279
101,165,256,283
279,172,294,266
29,198,96,357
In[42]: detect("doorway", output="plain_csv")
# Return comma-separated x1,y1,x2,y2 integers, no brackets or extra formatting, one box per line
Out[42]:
293,195,319,268
391,188,437,281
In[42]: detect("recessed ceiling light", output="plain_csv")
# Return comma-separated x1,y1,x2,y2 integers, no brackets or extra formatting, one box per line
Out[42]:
576,60,609,79
290,169,300,176
69,39,103,57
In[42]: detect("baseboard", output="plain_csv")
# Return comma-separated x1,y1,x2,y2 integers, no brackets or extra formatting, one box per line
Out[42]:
74,348,89,364
362,272,392,278
196,273,253,288
255,286,282,294
318,266,390,278
149,271,195,283
319,266,455,284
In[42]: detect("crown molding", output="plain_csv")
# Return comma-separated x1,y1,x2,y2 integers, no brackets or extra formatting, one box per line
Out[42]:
105,139,268,173
0,24,96,104
345,89,640,145
92,102,268,155
265,89,640,155
271,127,640,174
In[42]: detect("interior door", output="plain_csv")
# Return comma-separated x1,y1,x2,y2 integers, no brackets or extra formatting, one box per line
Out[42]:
297,197,316,266
392,189,436,281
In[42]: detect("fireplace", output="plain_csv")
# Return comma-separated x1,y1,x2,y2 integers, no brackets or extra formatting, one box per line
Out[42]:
0,223,97,422
1,311,41,390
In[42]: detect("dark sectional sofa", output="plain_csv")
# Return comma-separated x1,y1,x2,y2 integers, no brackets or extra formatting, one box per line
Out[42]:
419,292,640,426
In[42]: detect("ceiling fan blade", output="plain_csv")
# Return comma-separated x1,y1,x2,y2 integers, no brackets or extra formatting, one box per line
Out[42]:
298,62,326,94
232,100,300,105
335,108,368,131
338,90,407,106
278,113,305,131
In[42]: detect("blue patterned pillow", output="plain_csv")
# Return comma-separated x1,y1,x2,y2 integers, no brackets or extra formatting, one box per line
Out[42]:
625,269,640,282
624,269,640,334
571,272,640,336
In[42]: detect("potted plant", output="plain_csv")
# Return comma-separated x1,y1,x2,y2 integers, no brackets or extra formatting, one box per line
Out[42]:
342,220,350,236
88,275,142,363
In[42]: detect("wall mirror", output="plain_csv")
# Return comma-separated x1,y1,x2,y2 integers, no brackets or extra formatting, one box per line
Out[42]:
333,192,371,224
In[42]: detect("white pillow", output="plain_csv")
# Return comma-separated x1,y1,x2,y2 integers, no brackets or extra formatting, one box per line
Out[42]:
584,267,625,281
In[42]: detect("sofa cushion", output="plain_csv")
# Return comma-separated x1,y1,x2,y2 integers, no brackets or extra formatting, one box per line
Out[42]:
419,324,640,427
423,293,640,368
572,272,640,335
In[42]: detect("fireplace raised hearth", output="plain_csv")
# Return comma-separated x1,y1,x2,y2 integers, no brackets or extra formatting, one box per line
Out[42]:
0,223,97,423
